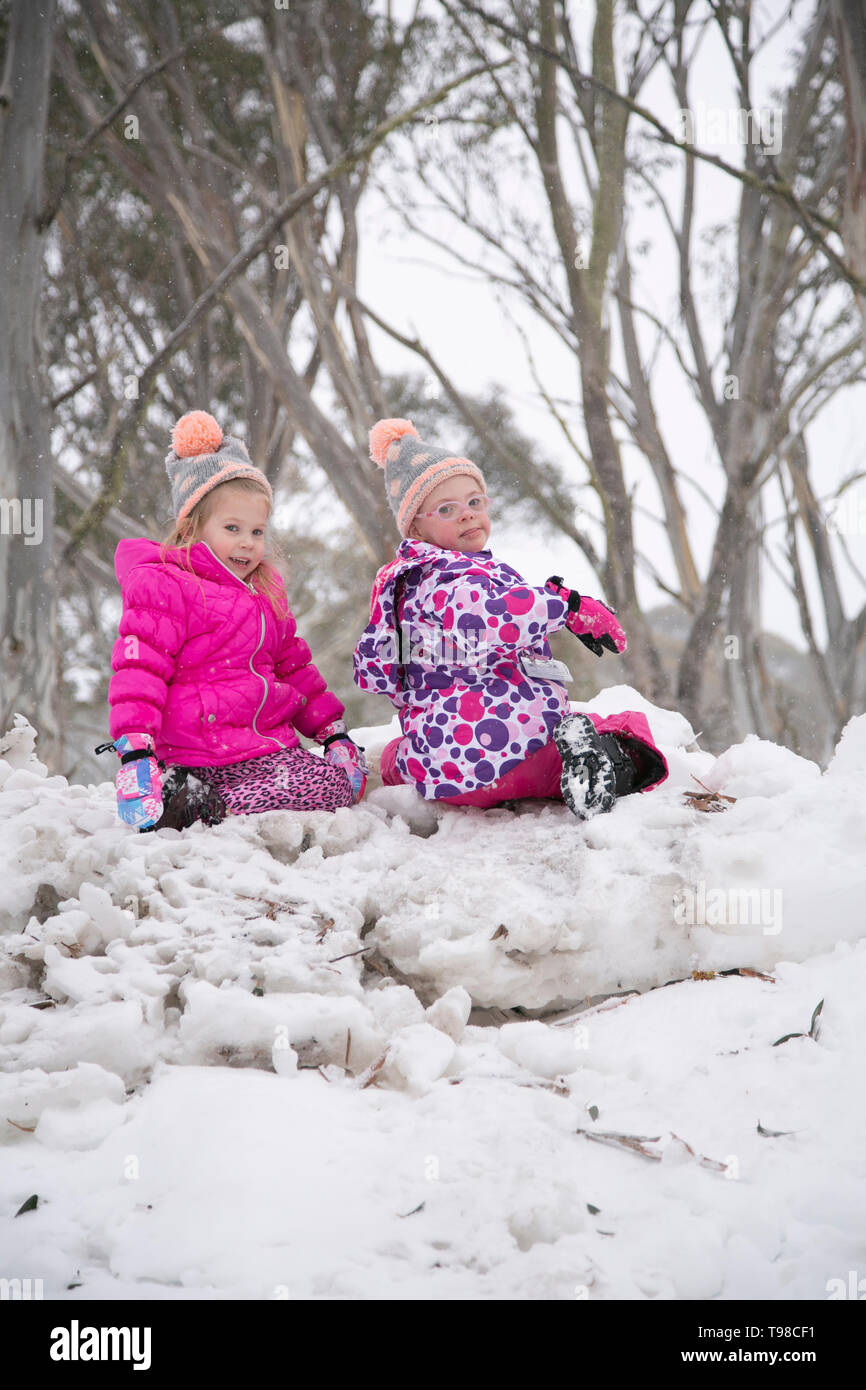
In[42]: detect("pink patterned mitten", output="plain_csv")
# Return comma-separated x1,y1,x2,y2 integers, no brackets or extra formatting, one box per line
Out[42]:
315,720,369,803
113,733,164,829
545,576,627,656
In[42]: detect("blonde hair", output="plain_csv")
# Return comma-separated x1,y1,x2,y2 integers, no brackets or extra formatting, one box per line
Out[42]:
162,477,289,619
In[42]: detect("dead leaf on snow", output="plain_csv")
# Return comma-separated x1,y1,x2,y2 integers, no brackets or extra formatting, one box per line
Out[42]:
683,775,737,812
757,1120,798,1137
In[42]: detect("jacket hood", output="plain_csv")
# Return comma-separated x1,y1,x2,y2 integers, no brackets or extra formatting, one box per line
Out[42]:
368,537,494,619
356,538,500,710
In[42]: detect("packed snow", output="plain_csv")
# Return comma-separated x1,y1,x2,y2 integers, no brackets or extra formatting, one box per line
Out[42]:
1,691,865,1300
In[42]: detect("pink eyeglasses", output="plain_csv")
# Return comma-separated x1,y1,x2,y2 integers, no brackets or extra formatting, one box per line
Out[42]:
418,493,491,522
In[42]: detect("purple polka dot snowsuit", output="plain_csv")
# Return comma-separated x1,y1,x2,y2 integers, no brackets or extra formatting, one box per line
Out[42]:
353,539,574,800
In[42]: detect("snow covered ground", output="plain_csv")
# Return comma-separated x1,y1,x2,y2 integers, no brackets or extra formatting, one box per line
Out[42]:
1,689,865,1300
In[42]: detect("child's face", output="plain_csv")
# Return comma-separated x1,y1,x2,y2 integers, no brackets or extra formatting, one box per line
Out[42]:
409,473,491,552
198,485,270,578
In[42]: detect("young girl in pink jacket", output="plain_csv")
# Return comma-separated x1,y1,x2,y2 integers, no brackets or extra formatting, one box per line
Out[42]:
354,417,668,817
102,410,367,830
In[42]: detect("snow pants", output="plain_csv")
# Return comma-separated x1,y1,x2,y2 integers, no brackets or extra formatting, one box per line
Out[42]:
181,745,354,814
379,710,668,807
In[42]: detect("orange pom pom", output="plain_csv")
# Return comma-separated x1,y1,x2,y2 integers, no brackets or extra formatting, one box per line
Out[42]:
369,417,419,468
172,410,223,459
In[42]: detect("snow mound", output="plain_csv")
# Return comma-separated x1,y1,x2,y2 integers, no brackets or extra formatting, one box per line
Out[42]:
827,713,866,779
1,701,865,1299
698,733,820,797
2,695,863,1049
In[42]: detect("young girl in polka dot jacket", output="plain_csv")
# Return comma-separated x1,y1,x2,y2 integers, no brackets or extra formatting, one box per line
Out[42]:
353,418,668,817
101,410,368,831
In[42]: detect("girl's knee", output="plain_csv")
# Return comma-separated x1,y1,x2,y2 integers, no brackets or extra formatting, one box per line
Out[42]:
379,736,407,786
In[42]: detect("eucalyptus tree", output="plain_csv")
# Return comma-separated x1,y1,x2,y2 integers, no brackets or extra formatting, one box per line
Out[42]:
51,0,467,565
43,0,500,744
358,0,861,752
0,0,59,766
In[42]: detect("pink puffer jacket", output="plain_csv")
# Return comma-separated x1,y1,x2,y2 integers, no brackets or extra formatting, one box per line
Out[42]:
108,538,344,766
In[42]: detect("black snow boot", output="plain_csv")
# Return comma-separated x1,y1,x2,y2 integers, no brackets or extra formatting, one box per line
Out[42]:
553,713,619,820
145,767,228,832
595,732,639,797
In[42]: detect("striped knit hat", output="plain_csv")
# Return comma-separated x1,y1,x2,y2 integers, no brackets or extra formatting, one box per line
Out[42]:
369,417,485,538
165,410,273,524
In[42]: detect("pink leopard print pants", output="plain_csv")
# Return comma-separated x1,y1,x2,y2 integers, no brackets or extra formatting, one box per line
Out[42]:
183,746,353,814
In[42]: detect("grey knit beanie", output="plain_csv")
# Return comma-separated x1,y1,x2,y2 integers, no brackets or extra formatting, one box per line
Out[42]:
165,410,273,524
369,417,485,537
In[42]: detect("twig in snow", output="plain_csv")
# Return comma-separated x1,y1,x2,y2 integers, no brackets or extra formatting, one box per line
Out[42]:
724,967,776,982
362,954,388,978
515,1077,570,1095
576,1127,729,1172
357,1051,389,1089
577,1128,662,1160
328,947,371,963
549,991,639,1027
315,918,335,943
398,1202,425,1218
551,967,777,1032
668,1133,729,1172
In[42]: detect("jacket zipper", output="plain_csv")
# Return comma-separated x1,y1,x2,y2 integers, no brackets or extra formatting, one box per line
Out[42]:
249,607,285,749
201,544,286,751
